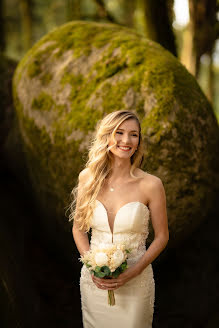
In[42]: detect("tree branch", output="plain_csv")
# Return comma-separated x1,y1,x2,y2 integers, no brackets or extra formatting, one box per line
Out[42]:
92,0,118,24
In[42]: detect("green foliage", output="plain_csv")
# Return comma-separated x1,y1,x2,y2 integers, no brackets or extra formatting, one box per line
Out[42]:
13,21,215,198
3,0,218,115
112,261,127,278
85,263,92,268
32,92,54,111
12,21,219,246
92,261,127,279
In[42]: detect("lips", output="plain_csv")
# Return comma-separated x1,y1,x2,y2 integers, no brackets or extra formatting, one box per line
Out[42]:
117,146,132,151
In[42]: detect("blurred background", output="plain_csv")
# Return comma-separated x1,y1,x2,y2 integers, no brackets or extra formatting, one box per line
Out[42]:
1,0,219,120
1,1,219,328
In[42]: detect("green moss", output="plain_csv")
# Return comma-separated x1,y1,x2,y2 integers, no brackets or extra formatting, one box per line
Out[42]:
16,22,146,83
14,20,212,142
13,19,215,165
28,58,42,78
40,72,53,85
32,92,54,111
11,21,219,253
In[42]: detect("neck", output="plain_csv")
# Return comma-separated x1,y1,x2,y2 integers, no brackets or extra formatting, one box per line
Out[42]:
108,157,132,182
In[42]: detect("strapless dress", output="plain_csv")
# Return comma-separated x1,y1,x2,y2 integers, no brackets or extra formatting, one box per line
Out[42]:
79,200,155,328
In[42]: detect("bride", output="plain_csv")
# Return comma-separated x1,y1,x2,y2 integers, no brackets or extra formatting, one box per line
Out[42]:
70,110,169,328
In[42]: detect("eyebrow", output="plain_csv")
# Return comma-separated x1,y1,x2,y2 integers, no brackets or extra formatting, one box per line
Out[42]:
117,128,139,133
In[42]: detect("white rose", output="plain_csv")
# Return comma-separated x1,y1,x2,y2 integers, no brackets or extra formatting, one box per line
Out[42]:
95,252,109,266
112,250,125,267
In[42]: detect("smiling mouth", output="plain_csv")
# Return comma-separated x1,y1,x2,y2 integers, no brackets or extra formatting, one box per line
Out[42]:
117,146,132,151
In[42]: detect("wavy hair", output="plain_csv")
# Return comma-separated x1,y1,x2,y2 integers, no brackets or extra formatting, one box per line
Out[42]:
68,110,144,232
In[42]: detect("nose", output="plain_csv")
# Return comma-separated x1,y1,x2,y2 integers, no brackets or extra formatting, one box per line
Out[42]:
122,133,131,144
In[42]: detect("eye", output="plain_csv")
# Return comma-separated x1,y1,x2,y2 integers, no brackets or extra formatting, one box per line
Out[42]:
116,131,123,135
132,134,138,137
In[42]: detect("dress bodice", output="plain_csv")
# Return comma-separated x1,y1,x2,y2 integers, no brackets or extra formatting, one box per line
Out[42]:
80,200,154,295
90,200,150,266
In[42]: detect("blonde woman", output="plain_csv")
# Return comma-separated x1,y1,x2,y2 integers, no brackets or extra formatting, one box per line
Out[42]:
70,110,169,328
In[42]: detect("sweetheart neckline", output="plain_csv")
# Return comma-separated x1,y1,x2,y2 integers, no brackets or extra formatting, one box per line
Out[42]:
95,199,149,236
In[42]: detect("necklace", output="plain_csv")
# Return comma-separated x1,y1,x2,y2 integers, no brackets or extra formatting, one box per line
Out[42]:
109,187,114,192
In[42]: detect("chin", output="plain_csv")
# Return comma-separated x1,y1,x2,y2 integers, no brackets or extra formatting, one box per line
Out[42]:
113,151,133,159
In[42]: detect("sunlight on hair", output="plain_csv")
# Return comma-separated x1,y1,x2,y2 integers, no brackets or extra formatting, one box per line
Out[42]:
68,110,145,232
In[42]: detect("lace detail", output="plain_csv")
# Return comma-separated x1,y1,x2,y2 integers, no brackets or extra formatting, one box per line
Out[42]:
80,202,152,291
80,262,154,291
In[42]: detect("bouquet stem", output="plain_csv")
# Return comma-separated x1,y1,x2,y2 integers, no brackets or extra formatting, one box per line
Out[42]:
108,290,115,306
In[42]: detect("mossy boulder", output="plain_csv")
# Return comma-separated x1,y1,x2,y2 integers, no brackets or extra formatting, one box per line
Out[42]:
13,21,219,258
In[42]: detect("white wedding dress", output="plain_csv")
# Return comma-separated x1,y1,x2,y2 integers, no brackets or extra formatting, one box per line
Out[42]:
80,200,155,328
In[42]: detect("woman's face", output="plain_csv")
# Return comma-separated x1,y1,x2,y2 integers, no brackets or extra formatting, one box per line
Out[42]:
108,118,140,159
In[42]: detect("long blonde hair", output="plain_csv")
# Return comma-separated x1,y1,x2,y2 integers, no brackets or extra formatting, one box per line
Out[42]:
69,110,144,232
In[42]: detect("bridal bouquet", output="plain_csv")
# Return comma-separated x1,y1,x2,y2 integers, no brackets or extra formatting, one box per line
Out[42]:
79,243,131,306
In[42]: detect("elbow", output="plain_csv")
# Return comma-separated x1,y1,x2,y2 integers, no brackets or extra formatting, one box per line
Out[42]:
156,232,169,248
72,224,78,239
166,230,169,242
163,230,169,244
164,232,169,247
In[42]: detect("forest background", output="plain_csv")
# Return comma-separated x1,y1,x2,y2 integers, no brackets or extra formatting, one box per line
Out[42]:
1,0,219,120
1,1,219,328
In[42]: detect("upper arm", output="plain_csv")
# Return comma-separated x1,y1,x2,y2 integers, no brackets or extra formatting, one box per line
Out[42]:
145,176,169,240
78,167,90,183
73,168,90,232
77,168,90,196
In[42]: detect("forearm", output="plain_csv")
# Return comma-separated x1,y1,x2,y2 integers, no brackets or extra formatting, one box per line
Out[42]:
136,235,169,274
72,227,90,256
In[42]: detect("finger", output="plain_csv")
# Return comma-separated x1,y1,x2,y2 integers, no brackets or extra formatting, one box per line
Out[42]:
96,281,119,290
92,277,104,283
97,284,109,290
104,278,119,283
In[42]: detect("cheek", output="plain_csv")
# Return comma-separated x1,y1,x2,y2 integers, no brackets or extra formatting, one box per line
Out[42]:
133,137,139,147
108,135,119,147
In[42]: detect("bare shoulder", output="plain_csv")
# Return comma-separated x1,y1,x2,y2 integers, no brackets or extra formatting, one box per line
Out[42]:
135,169,165,205
135,168,164,190
78,167,91,183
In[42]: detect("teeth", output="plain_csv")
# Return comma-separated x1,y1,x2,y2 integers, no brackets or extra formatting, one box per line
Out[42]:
118,146,131,150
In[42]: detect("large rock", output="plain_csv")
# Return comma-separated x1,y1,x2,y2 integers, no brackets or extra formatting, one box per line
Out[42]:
12,21,219,257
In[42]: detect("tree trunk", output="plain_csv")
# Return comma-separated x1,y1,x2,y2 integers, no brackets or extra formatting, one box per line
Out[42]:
66,0,81,21
206,51,214,103
187,0,217,77
93,0,118,23
0,0,5,52
120,0,136,27
19,0,33,51
142,0,177,56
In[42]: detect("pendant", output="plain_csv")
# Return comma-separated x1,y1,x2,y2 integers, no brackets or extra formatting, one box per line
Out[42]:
109,187,114,192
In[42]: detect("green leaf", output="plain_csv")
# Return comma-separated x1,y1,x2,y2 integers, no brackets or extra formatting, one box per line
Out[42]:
85,263,92,268
95,266,101,273
120,261,127,271
112,271,120,278
101,266,111,276
113,267,121,276
95,271,105,278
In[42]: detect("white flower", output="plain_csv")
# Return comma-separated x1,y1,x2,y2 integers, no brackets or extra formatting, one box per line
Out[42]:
95,252,109,266
112,250,125,267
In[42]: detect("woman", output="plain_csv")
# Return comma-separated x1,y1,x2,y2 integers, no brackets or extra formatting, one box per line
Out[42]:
70,110,169,328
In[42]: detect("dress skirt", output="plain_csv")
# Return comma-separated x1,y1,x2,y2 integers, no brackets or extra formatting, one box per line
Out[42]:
80,263,155,328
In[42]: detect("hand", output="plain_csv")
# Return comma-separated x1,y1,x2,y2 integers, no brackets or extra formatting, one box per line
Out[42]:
91,264,140,290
